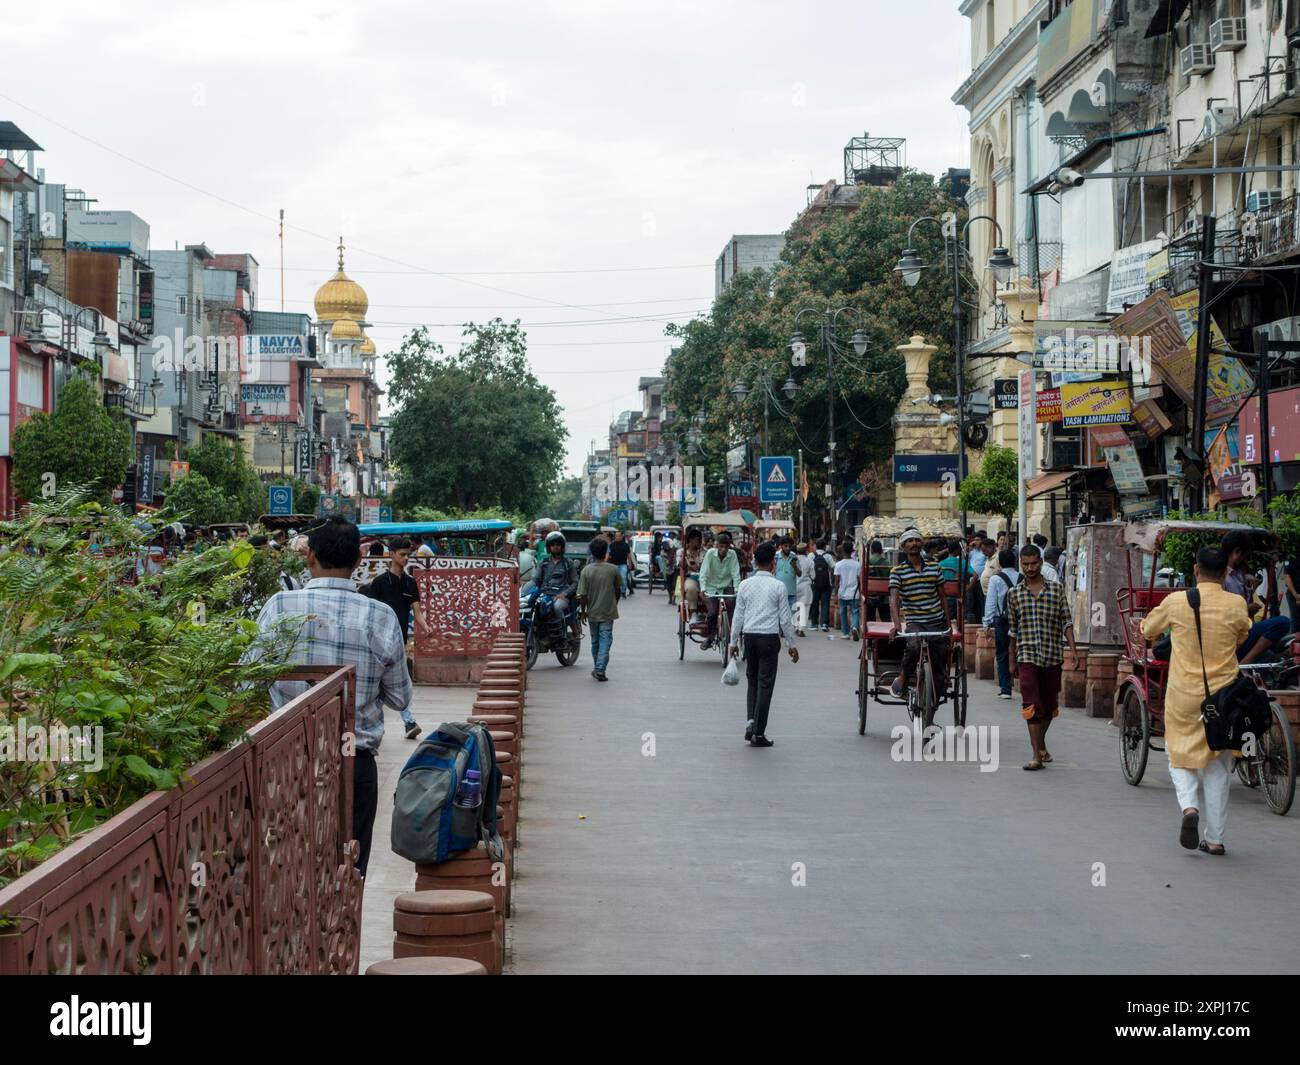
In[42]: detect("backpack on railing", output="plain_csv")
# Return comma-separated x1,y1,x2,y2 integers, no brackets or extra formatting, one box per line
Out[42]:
392,721,504,864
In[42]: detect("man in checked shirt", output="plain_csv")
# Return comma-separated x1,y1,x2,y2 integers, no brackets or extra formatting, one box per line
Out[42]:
1006,542,1078,772
253,516,413,876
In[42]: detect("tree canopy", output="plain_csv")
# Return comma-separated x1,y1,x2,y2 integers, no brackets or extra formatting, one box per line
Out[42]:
11,374,134,506
956,444,1018,529
387,320,567,516
663,170,962,512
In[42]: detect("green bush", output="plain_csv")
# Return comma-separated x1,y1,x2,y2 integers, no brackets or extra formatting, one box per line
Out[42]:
0,490,297,886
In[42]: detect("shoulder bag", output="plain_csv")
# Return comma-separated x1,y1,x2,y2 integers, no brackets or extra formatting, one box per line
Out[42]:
1188,588,1273,751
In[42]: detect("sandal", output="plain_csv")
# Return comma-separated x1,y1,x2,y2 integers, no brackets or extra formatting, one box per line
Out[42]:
1039,751,1053,763
1198,841,1226,856
1179,810,1200,850
1022,760,1044,771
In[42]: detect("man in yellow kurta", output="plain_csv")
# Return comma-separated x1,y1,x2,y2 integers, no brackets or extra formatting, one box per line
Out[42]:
1140,547,1250,855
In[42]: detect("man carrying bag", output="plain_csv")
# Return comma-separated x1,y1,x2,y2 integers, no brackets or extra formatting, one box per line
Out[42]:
1140,547,1252,855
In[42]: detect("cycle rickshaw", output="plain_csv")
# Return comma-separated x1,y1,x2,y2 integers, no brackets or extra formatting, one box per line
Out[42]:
854,517,968,735
676,511,752,664
1115,519,1296,815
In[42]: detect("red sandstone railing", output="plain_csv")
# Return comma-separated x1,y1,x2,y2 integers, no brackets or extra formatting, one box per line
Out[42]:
0,665,363,975
413,559,520,658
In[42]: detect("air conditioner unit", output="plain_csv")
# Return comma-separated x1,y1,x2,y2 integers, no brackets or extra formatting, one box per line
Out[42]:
1246,188,1284,213
1204,104,1238,137
1210,16,1247,51
1180,43,1215,76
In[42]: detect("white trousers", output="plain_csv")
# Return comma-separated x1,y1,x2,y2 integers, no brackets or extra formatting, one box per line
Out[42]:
1168,751,1234,845
795,601,809,630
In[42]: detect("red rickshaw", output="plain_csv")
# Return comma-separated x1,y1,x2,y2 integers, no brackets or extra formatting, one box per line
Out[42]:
854,518,968,735
1115,519,1296,815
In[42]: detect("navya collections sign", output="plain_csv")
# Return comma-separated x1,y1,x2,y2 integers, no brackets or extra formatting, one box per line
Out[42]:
243,334,306,358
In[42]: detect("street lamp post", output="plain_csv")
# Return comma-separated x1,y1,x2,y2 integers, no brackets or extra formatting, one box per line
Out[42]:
787,309,868,540
895,214,1014,535
730,368,798,457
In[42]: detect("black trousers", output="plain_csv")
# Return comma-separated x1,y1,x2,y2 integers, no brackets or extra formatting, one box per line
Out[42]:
744,633,782,737
810,586,831,627
353,749,378,877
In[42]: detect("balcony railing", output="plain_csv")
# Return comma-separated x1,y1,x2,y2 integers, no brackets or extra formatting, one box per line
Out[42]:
1245,193,1300,265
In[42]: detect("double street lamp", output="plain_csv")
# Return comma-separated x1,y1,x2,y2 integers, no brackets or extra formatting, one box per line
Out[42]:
893,213,1015,530
729,369,798,455
786,309,871,539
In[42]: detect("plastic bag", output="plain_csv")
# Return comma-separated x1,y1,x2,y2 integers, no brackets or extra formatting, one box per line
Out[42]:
721,656,740,686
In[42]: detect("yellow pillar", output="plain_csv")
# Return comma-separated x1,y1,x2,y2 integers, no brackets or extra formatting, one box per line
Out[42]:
993,279,1051,538
892,334,958,525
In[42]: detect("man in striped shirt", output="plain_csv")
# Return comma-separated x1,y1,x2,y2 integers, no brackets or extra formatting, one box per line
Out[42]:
253,516,412,877
888,529,952,700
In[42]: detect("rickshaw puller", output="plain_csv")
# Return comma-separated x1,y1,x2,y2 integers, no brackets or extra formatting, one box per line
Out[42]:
887,529,952,699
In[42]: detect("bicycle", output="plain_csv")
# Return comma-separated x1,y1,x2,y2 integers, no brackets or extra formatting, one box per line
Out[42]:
1235,660,1298,816
896,629,955,731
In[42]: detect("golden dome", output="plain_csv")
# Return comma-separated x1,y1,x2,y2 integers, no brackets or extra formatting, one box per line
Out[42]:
313,237,369,322
330,317,363,341
359,334,376,356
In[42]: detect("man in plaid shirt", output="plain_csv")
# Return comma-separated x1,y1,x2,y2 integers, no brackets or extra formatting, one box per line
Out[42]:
1006,543,1077,772
254,516,412,876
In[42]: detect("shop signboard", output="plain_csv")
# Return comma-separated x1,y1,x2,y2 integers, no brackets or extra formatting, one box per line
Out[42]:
1036,387,1062,423
1103,441,1147,494
1060,381,1131,426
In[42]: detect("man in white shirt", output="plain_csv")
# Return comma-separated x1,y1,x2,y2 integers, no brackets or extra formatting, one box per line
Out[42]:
1042,546,1062,583
833,545,863,640
729,541,799,747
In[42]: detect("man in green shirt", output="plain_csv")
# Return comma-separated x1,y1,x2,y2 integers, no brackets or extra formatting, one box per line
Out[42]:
577,536,621,681
699,530,741,649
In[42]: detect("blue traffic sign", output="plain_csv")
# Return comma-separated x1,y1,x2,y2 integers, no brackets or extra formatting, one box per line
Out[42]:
268,484,294,515
758,456,795,503
379,505,393,522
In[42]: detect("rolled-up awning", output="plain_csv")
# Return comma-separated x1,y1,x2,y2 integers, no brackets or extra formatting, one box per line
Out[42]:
1026,469,1081,499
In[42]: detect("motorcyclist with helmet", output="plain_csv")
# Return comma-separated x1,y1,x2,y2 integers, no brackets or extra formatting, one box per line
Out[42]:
532,530,580,632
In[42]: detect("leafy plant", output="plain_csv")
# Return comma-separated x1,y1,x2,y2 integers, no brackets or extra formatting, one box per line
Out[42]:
956,445,1018,531
0,490,297,886
1161,507,1268,583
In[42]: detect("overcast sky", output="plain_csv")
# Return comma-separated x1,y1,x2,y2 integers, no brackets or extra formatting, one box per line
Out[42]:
5,0,969,477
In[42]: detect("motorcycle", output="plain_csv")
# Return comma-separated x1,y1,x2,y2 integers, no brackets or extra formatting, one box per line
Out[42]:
519,583,583,670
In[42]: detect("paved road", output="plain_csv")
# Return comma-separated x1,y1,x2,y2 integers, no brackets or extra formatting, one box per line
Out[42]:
498,588,1300,975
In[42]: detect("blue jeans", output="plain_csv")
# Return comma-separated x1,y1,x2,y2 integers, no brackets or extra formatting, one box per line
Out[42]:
839,597,860,635
993,615,1012,694
399,706,416,726
590,620,614,673
1239,615,1290,660
617,563,631,594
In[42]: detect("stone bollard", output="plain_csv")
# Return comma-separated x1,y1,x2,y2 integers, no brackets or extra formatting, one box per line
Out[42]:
975,629,995,681
1062,647,1088,709
499,773,517,838
1085,652,1119,719
392,889,499,974
415,843,508,972
1272,690,1300,749
488,729,517,761
365,956,488,975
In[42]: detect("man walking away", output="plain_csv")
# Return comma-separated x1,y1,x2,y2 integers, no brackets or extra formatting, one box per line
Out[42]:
1140,547,1251,854
794,542,813,637
834,543,862,640
775,536,799,615
811,539,833,631
729,540,799,747
609,530,633,596
253,517,411,877
1042,546,1063,583
577,536,620,681
983,547,1020,699
360,536,425,739
1006,544,1077,770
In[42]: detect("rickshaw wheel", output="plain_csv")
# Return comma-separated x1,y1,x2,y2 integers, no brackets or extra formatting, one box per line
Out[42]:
857,655,869,736
1260,701,1296,816
917,659,936,730
677,609,686,661
951,646,966,727
1119,686,1149,785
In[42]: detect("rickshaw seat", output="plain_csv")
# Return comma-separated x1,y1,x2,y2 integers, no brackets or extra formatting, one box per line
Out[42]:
865,577,890,596
1132,587,1173,611
864,621,895,640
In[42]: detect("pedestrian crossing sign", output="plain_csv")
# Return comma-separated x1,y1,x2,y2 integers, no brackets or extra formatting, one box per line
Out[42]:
758,456,795,503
